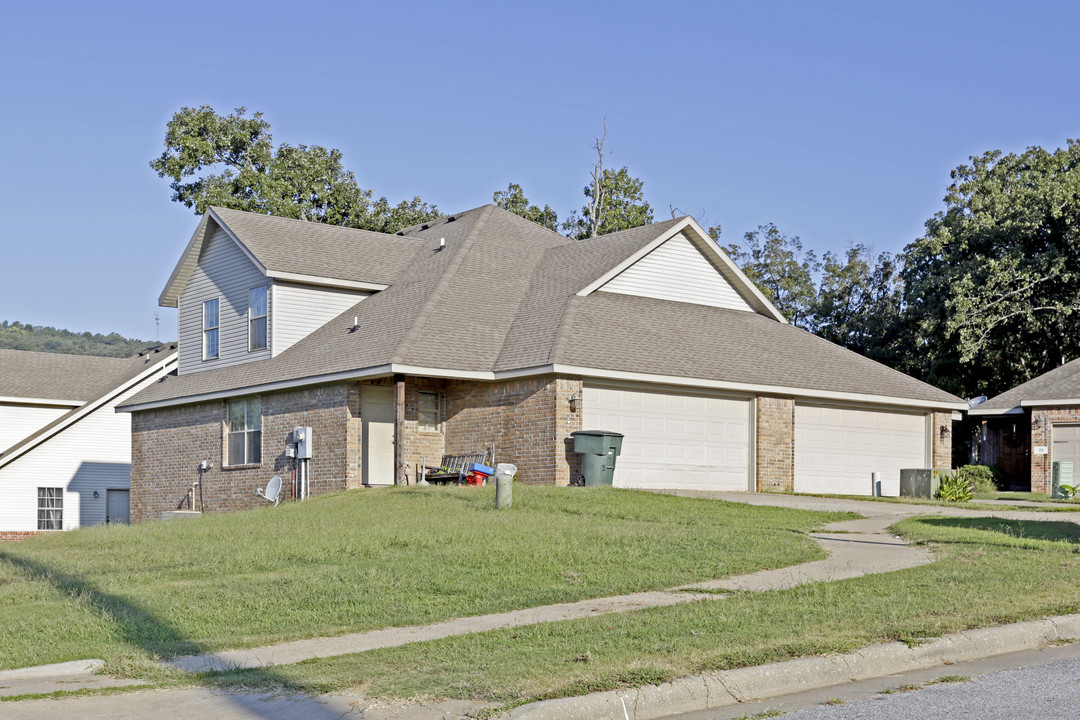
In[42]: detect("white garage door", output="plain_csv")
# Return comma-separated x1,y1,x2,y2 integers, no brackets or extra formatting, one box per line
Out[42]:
582,384,751,491
795,404,928,496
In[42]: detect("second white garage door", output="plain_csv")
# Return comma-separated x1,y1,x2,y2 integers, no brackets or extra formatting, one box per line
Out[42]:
794,404,928,496
582,384,751,491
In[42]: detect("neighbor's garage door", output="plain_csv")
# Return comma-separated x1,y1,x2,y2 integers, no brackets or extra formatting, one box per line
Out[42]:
1051,425,1080,472
795,404,927,496
582,384,751,491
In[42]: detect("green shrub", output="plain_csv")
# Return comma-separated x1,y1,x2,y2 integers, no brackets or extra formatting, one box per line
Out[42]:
957,464,1001,493
936,470,973,502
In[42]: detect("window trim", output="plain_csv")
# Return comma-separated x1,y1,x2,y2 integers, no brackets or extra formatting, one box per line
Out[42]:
225,397,262,467
417,390,442,432
203,298,220,361
37,487,63,530
248,285,268,352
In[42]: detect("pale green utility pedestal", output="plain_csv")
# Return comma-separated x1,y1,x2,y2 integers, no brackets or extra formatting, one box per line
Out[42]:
1052,461,1073,499
899,468,951,499
495,463,516,509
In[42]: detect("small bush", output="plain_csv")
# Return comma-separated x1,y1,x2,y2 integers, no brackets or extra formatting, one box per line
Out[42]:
936,471,973,502
957,464,1001,493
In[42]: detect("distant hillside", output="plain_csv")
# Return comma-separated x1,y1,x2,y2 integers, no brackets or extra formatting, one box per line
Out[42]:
0,321,156,358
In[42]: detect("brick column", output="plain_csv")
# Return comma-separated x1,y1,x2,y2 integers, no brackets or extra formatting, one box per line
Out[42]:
756,395,794,492
931,411,953,469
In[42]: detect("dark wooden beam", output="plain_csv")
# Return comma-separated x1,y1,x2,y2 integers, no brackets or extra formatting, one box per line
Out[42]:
394,374,406,485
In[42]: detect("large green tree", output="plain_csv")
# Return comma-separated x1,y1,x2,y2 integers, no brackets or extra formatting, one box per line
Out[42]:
900,141,1080,397
492,183,559,231
813,245,904,364
724,223,820,328
150,106,439,233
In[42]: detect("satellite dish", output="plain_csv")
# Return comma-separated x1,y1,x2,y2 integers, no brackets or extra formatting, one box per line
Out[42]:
257,475,282,507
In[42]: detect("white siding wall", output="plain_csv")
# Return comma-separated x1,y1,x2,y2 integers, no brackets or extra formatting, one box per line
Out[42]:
271,282,368,356
0,361,175,532
598,233,755,312
0,404,70,451
177,227,271,375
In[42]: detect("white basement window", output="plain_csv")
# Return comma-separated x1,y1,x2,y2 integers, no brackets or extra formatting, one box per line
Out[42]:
249,286,268,351
203,298,219,360
37,487,62,530
227,397,262,465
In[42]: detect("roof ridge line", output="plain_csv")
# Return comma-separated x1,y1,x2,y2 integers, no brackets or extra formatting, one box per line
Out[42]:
547,294,582,365
390,205,495,364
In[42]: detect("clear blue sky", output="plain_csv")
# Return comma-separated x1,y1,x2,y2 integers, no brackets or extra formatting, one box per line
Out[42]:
1,0,1076,341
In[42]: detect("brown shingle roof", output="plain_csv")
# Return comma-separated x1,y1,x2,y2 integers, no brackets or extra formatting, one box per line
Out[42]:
0,349,149,402
973,358,1080,414
123,207,962,410
210,207,425,286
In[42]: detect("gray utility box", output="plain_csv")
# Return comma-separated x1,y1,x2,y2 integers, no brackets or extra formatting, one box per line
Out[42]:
571,430,624,487
899,468,951,499
1052,461,1074,499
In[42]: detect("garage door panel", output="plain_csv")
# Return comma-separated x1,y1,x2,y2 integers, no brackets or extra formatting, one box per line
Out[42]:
795,404,926,496
583,385,750,491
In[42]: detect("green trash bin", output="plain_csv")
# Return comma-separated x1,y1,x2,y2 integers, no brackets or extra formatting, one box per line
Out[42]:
571,430,624,486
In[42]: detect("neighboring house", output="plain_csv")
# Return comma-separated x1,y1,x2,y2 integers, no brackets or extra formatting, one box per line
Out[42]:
969,359,1080,492
0,345,177,539
118,205,965,522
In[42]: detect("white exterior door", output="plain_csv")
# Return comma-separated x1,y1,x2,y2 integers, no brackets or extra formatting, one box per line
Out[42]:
362,386,395,486
106,489,130,525
794,404,928,496
582,384,751,491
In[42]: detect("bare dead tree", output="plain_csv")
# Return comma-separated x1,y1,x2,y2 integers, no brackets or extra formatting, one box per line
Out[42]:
585,119,608,238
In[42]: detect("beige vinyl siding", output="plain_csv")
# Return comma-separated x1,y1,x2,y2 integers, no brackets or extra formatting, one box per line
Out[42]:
597,233,755,312
0,361,174,532
271,282,369,357
0,403,69,451
177,227,271,375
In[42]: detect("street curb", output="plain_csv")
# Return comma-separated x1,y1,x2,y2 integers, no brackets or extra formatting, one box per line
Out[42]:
0,659,104,681
504,613,1080,719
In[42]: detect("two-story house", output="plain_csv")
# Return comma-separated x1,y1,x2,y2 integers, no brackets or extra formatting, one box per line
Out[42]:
0,344,176,538
119,205,964,521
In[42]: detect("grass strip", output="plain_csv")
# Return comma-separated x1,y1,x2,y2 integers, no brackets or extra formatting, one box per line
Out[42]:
0,486,851,669
217,515,1080,708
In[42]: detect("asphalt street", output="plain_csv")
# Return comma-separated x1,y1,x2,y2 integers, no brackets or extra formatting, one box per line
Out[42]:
663,642,1080,720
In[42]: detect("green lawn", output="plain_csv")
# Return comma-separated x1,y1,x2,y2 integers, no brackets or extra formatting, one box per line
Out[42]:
0,486,851,670
973,491,1080,505
219,514,1080,712
803,492,1080,512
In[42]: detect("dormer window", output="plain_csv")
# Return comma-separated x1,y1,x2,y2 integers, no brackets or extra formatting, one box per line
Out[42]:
249,286,268,351
203,299,219,360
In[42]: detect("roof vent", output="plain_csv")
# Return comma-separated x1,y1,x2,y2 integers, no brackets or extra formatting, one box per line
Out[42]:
437,238,445,251
446,216,456,223
421,224,430,231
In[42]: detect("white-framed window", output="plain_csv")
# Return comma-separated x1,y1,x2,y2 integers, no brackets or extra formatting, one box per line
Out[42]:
249,286,268,351
203,298,220,360
227,397,262,465
418,390,441,431
37,487,63,530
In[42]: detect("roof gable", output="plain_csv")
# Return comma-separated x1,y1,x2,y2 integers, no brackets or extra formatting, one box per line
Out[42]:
972,357,1080,415
159,208,426,307
596,231,755,312
576,218,786,323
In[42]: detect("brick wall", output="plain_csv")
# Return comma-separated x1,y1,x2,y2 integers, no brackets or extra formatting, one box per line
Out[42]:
130,383,360,523
0,530,41,542
931,411,953,469
1029,406,1080,493
443,375,582,485
756,395,794,491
